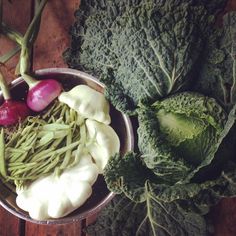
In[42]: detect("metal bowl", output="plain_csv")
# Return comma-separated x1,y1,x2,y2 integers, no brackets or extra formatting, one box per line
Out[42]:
0,68,134,224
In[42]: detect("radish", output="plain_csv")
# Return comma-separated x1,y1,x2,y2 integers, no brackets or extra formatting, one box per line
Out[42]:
23,75,62,112
0,72,30,126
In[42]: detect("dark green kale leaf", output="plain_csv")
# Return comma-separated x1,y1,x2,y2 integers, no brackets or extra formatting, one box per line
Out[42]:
65,0,227,114
194,12,236,112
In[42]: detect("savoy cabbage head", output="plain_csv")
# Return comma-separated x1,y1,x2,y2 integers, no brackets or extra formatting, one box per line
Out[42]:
65,0,227,114
104,93,236,199
102,97,236,236
138,92,230,185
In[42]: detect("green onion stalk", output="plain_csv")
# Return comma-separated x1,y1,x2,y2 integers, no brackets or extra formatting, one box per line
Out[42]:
1,0,62,112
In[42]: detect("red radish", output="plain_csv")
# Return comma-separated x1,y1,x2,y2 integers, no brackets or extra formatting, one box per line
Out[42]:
0,73,30,126
0,100,30,126
25,78,62,112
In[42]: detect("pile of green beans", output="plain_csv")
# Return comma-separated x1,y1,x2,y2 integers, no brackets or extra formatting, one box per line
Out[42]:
0,101,87,188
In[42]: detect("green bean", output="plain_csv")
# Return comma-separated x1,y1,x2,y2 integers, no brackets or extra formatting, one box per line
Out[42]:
59,104,67,118
7,175,39,181
60,130,72,169
0,129,7,177
48,116,56,123
30,148,55,162
4,149,19,161
23,132,38,148
33,141,53,154
67,144,83,168
15,128,36,148
49,140,80,156
50,102,63,116
10,162,37,176
76,115,85,126
42,101,59,119
38,132,54,146
50,136,65,149
55,117,64,124
6,147,26,154
21,122,35,136
69,108,75,123
15,152,29,163
5,130,21,147
42,156,60,174
65,109,70,124
26,157,53,177
42,123,70,131
8,162,26,167
7,149,29,163
8,161,34,171
53,167,62,177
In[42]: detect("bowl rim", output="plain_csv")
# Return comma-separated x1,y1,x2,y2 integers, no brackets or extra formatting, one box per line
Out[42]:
0,67,134,225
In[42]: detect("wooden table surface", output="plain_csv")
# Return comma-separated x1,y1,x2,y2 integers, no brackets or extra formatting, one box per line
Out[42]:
0,0,236,235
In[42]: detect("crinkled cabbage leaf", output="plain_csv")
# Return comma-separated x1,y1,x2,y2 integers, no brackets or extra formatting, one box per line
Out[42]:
65,0,227,114
194,12,236,112
89,160,236,236
137,92,236,185
102,96,236,236
105,99,236,199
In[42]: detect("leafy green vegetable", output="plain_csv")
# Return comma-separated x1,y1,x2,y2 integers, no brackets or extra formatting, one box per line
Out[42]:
104,152,157,202
137,92,235,185
105,152,236,203
194,12,236,112
101,95,236,235
65,0,227,114
90,158,236,236
64,1,236,235
86,194,208,236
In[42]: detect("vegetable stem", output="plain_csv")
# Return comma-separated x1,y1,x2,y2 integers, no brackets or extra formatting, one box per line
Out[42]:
0,46,21,64
23,0,47,47
19,44,38,87
0,71,11,100
0,23,23,45
20,0,48,83
21,73,39,88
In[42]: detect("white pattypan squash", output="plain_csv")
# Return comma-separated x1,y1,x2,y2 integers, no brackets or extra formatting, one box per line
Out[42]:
59,85,111,124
